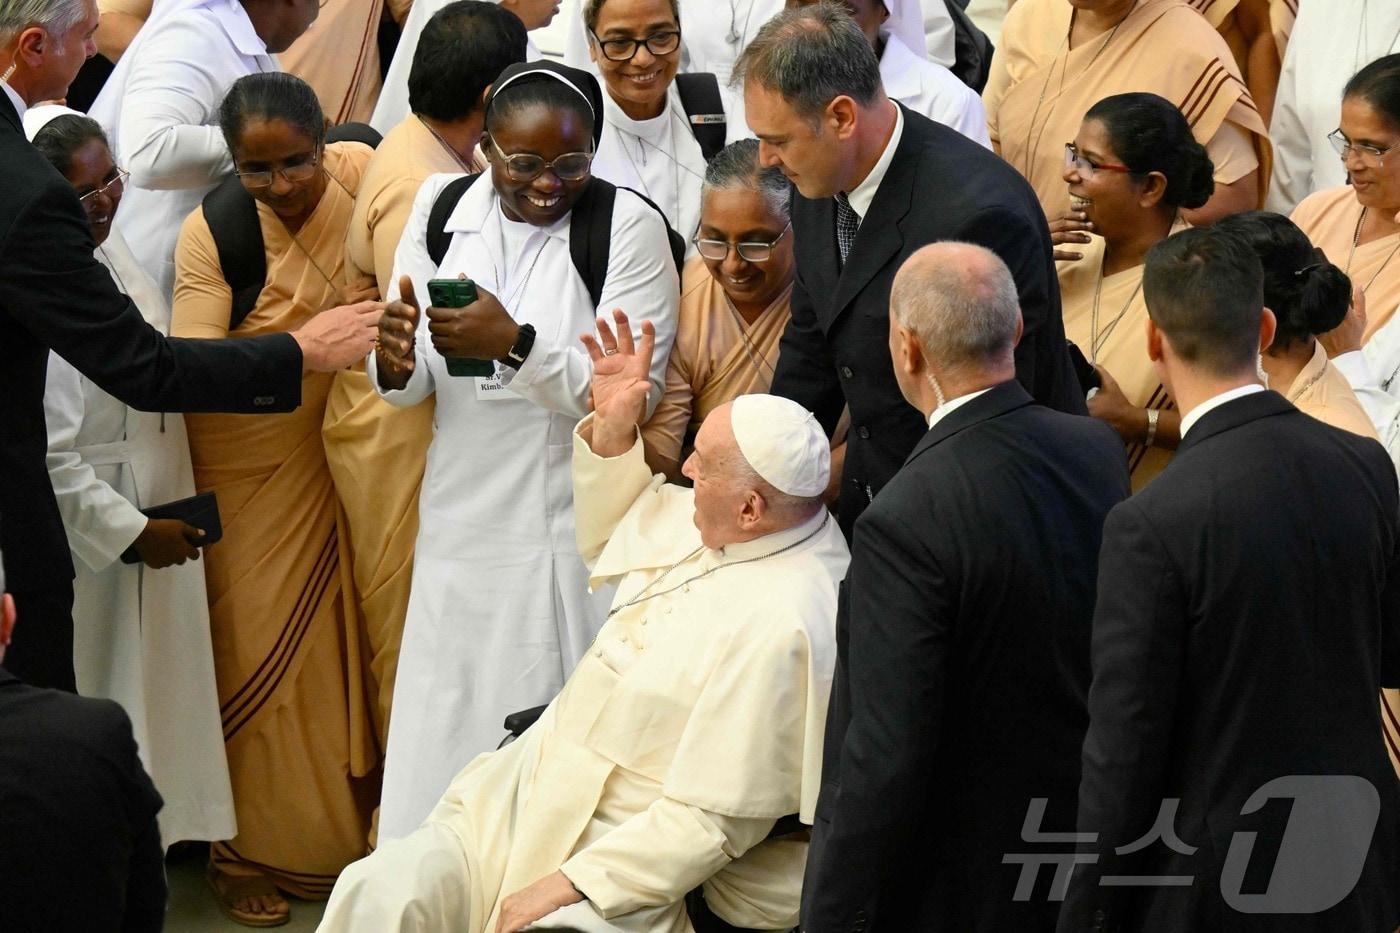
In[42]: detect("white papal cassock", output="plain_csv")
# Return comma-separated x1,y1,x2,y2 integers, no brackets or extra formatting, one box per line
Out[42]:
318,415,848,932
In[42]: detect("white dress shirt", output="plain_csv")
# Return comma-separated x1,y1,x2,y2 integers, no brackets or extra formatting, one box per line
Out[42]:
89,0,277,298
592,86,706,247
1266,0,1400,213
927,385,994,430
845,101,905,225
2,81,27,120
879,30,989,149
1178,383,1266,439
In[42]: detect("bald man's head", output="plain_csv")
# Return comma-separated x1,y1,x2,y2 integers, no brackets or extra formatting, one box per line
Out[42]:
890,242,1022,375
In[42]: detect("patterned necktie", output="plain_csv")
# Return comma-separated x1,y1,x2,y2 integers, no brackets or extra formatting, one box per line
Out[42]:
835,193,859,266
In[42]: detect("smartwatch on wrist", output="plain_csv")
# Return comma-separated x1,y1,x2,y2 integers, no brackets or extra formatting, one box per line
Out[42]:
501,323,536,369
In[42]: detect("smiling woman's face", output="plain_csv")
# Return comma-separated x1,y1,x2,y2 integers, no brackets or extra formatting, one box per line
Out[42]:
1339,94,1400,214
698,186,794,310
485,101,594,227
590,0,681,120
232,117,326,224
63,136,121,247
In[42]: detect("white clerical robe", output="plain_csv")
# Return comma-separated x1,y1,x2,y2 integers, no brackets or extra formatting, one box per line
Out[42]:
318,417,847,932
42,229,235,849
592,87,706,249
878,29,990,148
1333,310,1400,474
1266,0,1400,213
368,173,679,841
89,0,278,298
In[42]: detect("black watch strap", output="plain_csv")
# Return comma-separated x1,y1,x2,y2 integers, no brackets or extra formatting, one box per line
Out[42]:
501,323,536,369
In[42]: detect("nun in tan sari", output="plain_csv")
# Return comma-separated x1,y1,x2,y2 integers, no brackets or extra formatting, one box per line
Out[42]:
1054,94,1213,489
642,140,796,481
172,73,378,927
985,0,1271,228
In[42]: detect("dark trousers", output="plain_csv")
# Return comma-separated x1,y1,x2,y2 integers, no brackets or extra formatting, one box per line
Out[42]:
4,581,76,692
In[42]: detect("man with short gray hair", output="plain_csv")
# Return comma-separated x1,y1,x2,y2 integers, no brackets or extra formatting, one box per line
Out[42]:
734,2,1083,539
802,243,1129,931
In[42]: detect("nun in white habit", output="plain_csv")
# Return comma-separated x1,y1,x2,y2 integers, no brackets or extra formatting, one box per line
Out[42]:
26,106,234,850
368,61,680,841
581,0,706,247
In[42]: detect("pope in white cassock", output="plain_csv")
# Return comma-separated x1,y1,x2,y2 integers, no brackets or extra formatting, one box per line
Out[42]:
319,310,849,933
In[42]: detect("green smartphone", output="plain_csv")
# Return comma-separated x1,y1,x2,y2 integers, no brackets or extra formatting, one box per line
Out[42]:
427,276,494,377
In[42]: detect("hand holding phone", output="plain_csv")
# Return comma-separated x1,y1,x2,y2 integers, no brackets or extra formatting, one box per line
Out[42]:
427,276,494,377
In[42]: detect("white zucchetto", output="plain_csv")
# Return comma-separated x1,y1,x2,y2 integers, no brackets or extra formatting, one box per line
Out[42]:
729,395,830,498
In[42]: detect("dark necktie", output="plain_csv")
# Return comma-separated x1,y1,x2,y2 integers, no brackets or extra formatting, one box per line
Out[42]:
835,193,859,266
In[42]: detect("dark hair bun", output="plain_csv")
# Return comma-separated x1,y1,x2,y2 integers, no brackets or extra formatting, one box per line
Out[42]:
1170,138,1215,210
1298,258,1352,335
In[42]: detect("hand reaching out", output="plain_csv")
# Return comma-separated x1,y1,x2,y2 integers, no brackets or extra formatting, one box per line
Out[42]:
375,276,422,390
1320,285,1368,359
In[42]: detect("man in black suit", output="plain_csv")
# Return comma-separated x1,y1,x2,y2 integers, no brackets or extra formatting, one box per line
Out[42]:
733,3,1083,535
0,540,166,932
802,243,1130,932
0,0,380,690
1059,229,1400,932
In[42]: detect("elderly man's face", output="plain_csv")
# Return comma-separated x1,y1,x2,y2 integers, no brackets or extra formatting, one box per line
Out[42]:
745,82,848,200
681,405,754,550
25,0,98,102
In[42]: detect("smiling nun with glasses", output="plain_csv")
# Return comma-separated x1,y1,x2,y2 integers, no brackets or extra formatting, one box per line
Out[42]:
368,59,679,843
22,104,235,866
582,0,710,250
1292,54,1400,350
169,71,381,927
639,138,799,481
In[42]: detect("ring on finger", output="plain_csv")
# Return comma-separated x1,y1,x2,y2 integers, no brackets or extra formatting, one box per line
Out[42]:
603,348,618,356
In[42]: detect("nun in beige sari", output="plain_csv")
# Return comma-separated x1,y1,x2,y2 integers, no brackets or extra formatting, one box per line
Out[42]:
172,74,378,926
642,140,795,481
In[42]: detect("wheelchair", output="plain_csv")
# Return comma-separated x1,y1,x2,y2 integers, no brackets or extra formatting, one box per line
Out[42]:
501,706,802,933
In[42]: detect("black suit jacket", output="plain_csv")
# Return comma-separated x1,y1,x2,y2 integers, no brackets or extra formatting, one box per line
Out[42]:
803,381,1131,932
0,665,165,932
1059,391,1400,933
0,92,302,594
770,106,1084,536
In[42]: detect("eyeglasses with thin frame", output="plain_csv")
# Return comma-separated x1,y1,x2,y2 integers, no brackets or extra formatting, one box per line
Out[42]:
235,154,320,189
77,167,129,207
693,221,792,263
589,29,681,62
1064,142,1133,177
1328,128,1398,166
487,135,593,183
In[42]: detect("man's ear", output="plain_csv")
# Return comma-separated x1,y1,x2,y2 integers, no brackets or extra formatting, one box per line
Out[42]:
828,95,859,142
739,489,768,530
1145,316,1165,363
15,25,47,68
1259,306,1277,354
0,594,16,650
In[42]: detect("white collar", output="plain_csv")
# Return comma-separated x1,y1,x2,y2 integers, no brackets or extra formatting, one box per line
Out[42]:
843,100,903,221
927,385,994,429
602,85,680,138
877,31,922,101
1179,383,1266,439
2,81,27,121
443,170,569,242
213,0,271,58
713,504,830,563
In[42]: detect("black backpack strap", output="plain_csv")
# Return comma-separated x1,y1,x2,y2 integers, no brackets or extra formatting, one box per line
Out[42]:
568,179,686,309
674,72,727,161
326,121,383,148
201,175,265,332
426,173,480,268
944,0,994,93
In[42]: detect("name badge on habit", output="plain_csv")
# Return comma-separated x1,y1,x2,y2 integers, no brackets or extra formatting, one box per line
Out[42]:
689,114,725,125
475,373,511,400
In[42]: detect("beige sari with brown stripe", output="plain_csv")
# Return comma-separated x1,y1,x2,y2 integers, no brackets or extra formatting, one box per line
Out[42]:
1059,237,1176,491
172,143,378,896
987,0,1272,224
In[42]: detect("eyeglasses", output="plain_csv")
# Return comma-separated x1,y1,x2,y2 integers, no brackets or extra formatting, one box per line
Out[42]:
235,154,320,189
693,222,792,263
77,167,128,207
590,29,681,62
1064,143,1133,177
487,135,593,183
1328,129,1398,166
